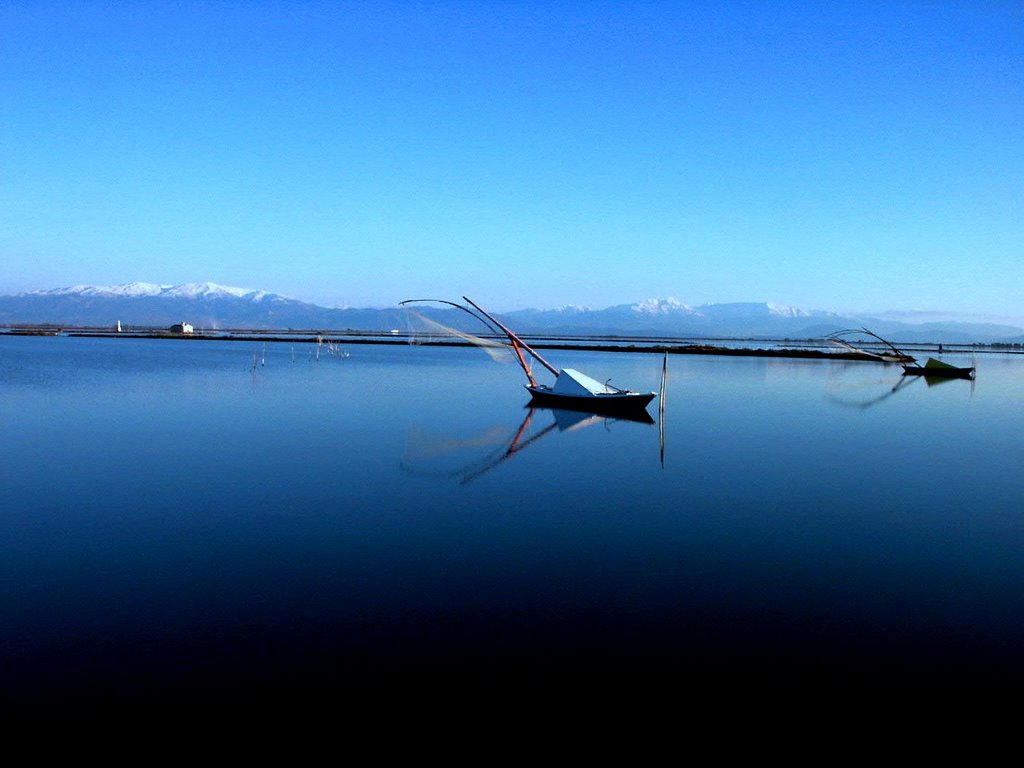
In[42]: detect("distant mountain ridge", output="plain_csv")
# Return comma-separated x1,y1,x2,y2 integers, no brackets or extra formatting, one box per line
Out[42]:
503,301,1022,343
33,281,276,301
2,282,1021,344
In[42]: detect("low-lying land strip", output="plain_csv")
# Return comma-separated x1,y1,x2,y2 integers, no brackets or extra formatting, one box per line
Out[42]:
4,324,1019,359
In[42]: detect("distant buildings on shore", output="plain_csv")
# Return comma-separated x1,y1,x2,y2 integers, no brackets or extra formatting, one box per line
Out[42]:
114,319,195,334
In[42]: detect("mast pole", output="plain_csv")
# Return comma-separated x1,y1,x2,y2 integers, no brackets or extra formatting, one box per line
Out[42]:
462,296,560,378
508,336,537,386
399,296,544,385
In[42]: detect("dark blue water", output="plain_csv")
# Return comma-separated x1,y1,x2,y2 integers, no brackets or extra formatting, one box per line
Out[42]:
2,335,1022,709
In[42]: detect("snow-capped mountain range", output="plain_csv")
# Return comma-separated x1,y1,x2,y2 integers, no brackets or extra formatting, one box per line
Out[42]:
1,282,1021,343
32,281,276,301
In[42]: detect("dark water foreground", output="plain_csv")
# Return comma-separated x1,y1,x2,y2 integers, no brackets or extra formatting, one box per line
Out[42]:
1,335,1021,714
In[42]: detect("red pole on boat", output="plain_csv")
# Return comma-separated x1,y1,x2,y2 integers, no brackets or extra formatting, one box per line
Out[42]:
509,336,537,386
462,296,560,379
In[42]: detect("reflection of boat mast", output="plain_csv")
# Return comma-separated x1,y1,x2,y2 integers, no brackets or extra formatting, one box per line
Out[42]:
659,352,667,468
828,367,977,409
458,408,559,484
400,404,655,485
460,406,654,483
827,373,920,410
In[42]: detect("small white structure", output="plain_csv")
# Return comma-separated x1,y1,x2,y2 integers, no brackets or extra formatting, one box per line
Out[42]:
170,321,194,334
116,320,122,332
551,368,620,396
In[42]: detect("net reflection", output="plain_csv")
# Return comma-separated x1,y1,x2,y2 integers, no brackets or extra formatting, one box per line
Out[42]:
401,405,655,485
826,366,975,409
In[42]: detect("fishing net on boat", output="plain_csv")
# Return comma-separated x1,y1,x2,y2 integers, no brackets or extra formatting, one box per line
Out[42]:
401,308,514,364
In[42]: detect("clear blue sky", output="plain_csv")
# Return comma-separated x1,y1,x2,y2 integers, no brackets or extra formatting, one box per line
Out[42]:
1,1,1021,322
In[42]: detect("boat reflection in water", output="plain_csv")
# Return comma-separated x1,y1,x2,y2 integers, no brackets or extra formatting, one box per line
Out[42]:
402,405,655,485
827,366,975,410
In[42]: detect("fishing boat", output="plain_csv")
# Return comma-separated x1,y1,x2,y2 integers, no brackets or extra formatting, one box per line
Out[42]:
825,328,916,362
901,357,975,379
826,327,975,380
399,296,658,414
522,366,656,413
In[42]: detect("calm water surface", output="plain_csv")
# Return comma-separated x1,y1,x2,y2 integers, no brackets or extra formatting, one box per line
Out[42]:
1,335,1022,707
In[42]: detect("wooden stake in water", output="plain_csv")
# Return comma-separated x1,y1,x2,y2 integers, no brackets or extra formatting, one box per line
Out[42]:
659,352,667,468
659,352,667,411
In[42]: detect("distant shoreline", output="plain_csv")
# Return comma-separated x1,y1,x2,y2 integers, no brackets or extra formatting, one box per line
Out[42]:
3,325,1020,359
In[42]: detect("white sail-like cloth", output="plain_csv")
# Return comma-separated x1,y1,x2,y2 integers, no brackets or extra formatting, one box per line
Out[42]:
551,368,620,396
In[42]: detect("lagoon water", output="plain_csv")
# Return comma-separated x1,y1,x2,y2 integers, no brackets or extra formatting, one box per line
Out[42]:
2,334,1022,708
